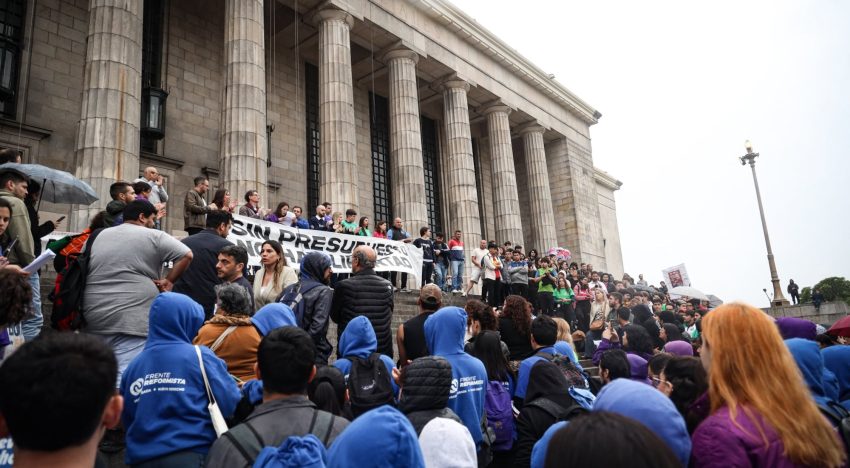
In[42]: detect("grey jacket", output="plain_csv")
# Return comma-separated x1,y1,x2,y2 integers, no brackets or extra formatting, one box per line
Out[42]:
508,262,529,284
183,189,210,230
205,396,349,468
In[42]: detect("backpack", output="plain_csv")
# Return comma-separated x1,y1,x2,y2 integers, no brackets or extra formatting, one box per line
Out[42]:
49,228,103,331
536,352,587,389
524,396,588,425
223,409,335,465
346,353,395,417
484,380,514,451
818,401,850,454
278,282,306,326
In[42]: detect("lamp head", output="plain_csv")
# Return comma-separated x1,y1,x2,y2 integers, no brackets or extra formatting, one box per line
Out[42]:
745,140,754,154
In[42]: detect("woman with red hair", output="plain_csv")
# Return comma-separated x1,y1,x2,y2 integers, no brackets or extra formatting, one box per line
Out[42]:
691,303,845,467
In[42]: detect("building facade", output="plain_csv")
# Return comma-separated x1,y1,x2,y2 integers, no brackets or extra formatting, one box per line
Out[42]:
0,0,624,275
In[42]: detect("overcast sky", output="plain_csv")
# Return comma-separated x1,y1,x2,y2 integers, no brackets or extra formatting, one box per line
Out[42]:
451,0,850,307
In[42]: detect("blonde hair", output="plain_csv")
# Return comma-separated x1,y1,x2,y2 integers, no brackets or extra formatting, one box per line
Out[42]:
702,303,845,467
552,317,576,356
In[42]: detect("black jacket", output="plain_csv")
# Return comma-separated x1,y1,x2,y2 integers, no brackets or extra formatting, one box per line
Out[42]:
26,199,54,256
331,267,395,358
172,229,233,318
398,356,463,434
499,316,533,361
515,361,583,468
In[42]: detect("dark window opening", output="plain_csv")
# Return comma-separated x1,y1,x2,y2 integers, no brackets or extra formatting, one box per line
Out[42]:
421,116,442,234
305,62,320,210
472,138,486,238
369,92,391,224
140,0,165,151
0,0,25,118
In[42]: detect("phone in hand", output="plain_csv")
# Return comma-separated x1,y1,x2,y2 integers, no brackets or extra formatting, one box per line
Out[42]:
609,320,615,330
57,216,66,222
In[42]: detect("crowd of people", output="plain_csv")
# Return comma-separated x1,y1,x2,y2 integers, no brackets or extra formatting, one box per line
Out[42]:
1,163,849,468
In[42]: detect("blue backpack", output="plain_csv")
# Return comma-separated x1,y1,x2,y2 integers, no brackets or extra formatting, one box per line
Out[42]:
484,380,514,451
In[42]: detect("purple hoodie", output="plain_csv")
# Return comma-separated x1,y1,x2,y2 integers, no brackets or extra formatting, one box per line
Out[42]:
691,405,803,468
775,317,817,341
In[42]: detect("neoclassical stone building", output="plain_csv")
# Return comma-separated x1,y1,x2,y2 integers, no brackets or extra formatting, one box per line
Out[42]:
0,0,623,277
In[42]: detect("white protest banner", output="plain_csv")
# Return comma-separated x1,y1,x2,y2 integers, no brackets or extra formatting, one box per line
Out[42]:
227,214,423,283
662,263,691,288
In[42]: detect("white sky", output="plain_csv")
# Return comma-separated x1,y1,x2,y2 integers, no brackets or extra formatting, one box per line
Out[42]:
451,0,850,307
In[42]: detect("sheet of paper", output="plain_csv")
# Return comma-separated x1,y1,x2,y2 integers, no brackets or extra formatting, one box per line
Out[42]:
22,249,56,273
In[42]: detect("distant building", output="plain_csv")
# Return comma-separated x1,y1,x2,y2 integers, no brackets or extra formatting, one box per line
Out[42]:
0,0,623,275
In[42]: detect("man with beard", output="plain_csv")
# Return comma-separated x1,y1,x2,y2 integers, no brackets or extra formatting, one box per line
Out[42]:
278,252,334,364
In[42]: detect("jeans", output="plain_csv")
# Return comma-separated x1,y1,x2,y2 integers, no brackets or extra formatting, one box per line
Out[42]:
538,292,555,316
97,334,147,387
450,260,464,291
21,271,43,340
421,262,434,287
584,329,602,359
435,262,448,291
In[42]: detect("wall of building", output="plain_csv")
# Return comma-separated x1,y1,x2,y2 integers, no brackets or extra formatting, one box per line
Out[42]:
596,178,624,278
763,301,848,326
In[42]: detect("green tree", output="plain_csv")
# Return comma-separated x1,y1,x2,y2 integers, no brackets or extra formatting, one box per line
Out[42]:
800,286,811,303
811,277,850,305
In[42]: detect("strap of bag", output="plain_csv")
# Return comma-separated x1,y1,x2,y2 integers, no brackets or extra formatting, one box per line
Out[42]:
308,409,334,445
223,422,265,464
210,325,238,352
195,345,217,406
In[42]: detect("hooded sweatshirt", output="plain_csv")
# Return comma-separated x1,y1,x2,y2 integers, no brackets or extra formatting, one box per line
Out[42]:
281,252,334,363
251,303,297,336
398,356,463,434
332,316,398,395
515,360,582,468
822,345,850,410
424,307,488,449
327,405,425,468
419,417,477,468
120,293,241,465
254,434,327,468
592,379,691,466
776,317,817,341
785,338,835,407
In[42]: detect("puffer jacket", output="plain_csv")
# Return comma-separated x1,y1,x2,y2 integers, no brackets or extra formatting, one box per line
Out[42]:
330,267,395,358
399,356,463,435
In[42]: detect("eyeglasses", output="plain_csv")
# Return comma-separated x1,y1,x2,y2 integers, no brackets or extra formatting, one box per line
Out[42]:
652,377,672,390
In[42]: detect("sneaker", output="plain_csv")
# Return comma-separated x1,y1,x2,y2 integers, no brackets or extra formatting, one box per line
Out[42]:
461,291,467,297
400,288,410,293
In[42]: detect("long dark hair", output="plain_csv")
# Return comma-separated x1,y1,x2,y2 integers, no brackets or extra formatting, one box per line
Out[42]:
502,295,531,338
663,356,708,433
274,202,289,217
663,323,687,343
212,189,228,208
470,330,513,382
465,299,497,332
308,366,348,418
623,324,654,357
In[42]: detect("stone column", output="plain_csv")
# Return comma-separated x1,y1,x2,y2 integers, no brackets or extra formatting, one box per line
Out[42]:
439,79,481,280
482,104,523,244
385,48,427,232
221,0,267,205
316,8,358,210
520,124,558,251
73,0,143,228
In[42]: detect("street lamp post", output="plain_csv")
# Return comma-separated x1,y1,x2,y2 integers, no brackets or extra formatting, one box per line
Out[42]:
740,140,789,307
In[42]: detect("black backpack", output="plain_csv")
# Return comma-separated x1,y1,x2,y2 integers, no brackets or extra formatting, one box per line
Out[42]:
524,396,588,424
347,353,395,417
49,228,103,331
818,401,850,455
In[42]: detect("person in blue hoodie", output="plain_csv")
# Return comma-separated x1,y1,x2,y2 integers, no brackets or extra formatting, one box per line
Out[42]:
424,306,489,456
514,315,559,406
529,378,692,468
332,315,399,396
591,378,692,466
120,292,241,467
252,302,298,336
327,405,425,468
786,338,840,408
823,345,850,410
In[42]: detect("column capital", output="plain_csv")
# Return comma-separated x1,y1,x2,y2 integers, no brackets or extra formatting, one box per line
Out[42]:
517,123,546,136
382,47,419,64
480,103,512,117
436,78,470,93
313,7,354,28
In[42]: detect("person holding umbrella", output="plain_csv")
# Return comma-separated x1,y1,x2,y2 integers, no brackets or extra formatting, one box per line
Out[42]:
24,180,62,257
